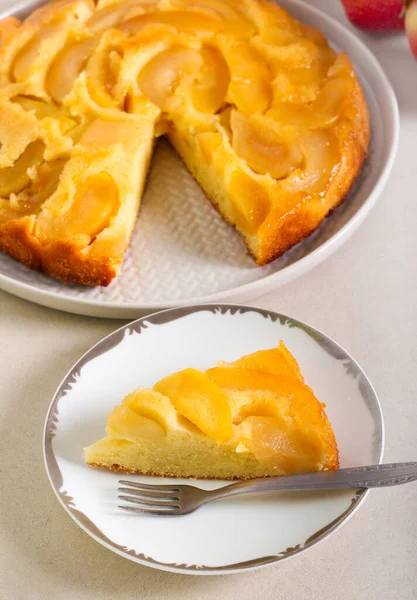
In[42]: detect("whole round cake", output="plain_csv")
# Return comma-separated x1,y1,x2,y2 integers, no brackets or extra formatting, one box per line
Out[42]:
0,0,369,286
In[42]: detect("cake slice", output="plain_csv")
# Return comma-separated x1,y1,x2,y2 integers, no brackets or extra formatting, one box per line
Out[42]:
0,0,369,284
0,107,157,286
84,342,339,479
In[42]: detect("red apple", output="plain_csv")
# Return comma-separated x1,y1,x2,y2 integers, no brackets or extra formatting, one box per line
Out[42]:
341,0,405,31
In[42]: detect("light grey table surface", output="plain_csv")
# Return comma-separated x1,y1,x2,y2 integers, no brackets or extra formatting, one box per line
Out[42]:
1,0,416,599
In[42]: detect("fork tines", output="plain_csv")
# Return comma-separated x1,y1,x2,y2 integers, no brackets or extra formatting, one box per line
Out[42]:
118,480,181,515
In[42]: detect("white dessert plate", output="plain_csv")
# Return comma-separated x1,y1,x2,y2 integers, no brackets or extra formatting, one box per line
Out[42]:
0,0,399,318
44,304,384,575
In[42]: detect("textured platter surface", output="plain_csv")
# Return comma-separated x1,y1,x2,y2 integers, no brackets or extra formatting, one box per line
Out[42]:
44,304,384,575
0,0,399,318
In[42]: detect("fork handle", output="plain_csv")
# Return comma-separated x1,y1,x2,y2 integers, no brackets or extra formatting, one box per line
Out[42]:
207,462,417,501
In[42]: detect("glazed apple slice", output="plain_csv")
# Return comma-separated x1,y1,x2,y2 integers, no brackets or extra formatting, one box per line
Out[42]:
187,46,229,114
107,403,166,444
119,10,221,35
238,415,330,472
207,366,294,396
282,130,340,194
12,24,61,82
0,140,45,197
0,16,19,46
197,131,223,164
207,367,328,428
12,96,62,118
9,158,66,214
23,0,85,25
309,74,354,128
106,388,177,443
236,399,289,423
86,46,123,108
169,0,256,36
87,0,156,32
46,37,98,103
268,69,353,130
228,170,271,234
154,368,232,443
35,171,119,240
231,110,303,179
221,40,271,115
11,96,77,138
231,342,304,381
138,46,202,110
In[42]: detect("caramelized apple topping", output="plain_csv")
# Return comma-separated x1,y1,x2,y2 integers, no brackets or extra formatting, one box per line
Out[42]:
23,0,89,26
268,70,354,129
231,110,303,179
197,131,223,164
107,403,166,443
47,37,98,103
87,0,156,33
228,170,270,234
187,46,230,114
12,24,61,82
35,171,119,241
283,130,340,194
309,74,354,127
204,339,337,471
11,96,78,140
232,342,304,381
9,158,66,213
154,368,233,443
207,366,295,396
208,366,329,428
86,46,124,108
80,119,140,147
110,387,182,438
138,46,203,110
236,398,288,425
255,27,298,48
239,415,327,473
12,96,63,119
221,40,272,115
169,0,256,36
218,105,233,131
0,16,20,47
0,140,45,197
119,10,221,35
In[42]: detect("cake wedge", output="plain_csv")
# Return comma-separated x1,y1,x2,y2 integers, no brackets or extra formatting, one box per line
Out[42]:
84,342,339,479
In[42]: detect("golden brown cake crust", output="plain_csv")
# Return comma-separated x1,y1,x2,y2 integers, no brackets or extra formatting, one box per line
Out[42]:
254,139,368,266
87,462,263,480
254,60,370,266
0,219,115,286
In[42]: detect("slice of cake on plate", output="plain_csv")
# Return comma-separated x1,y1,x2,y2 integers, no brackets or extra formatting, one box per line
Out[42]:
85,342,339,479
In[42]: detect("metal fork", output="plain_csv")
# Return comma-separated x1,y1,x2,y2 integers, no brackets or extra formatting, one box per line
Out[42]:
118,462,417,516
